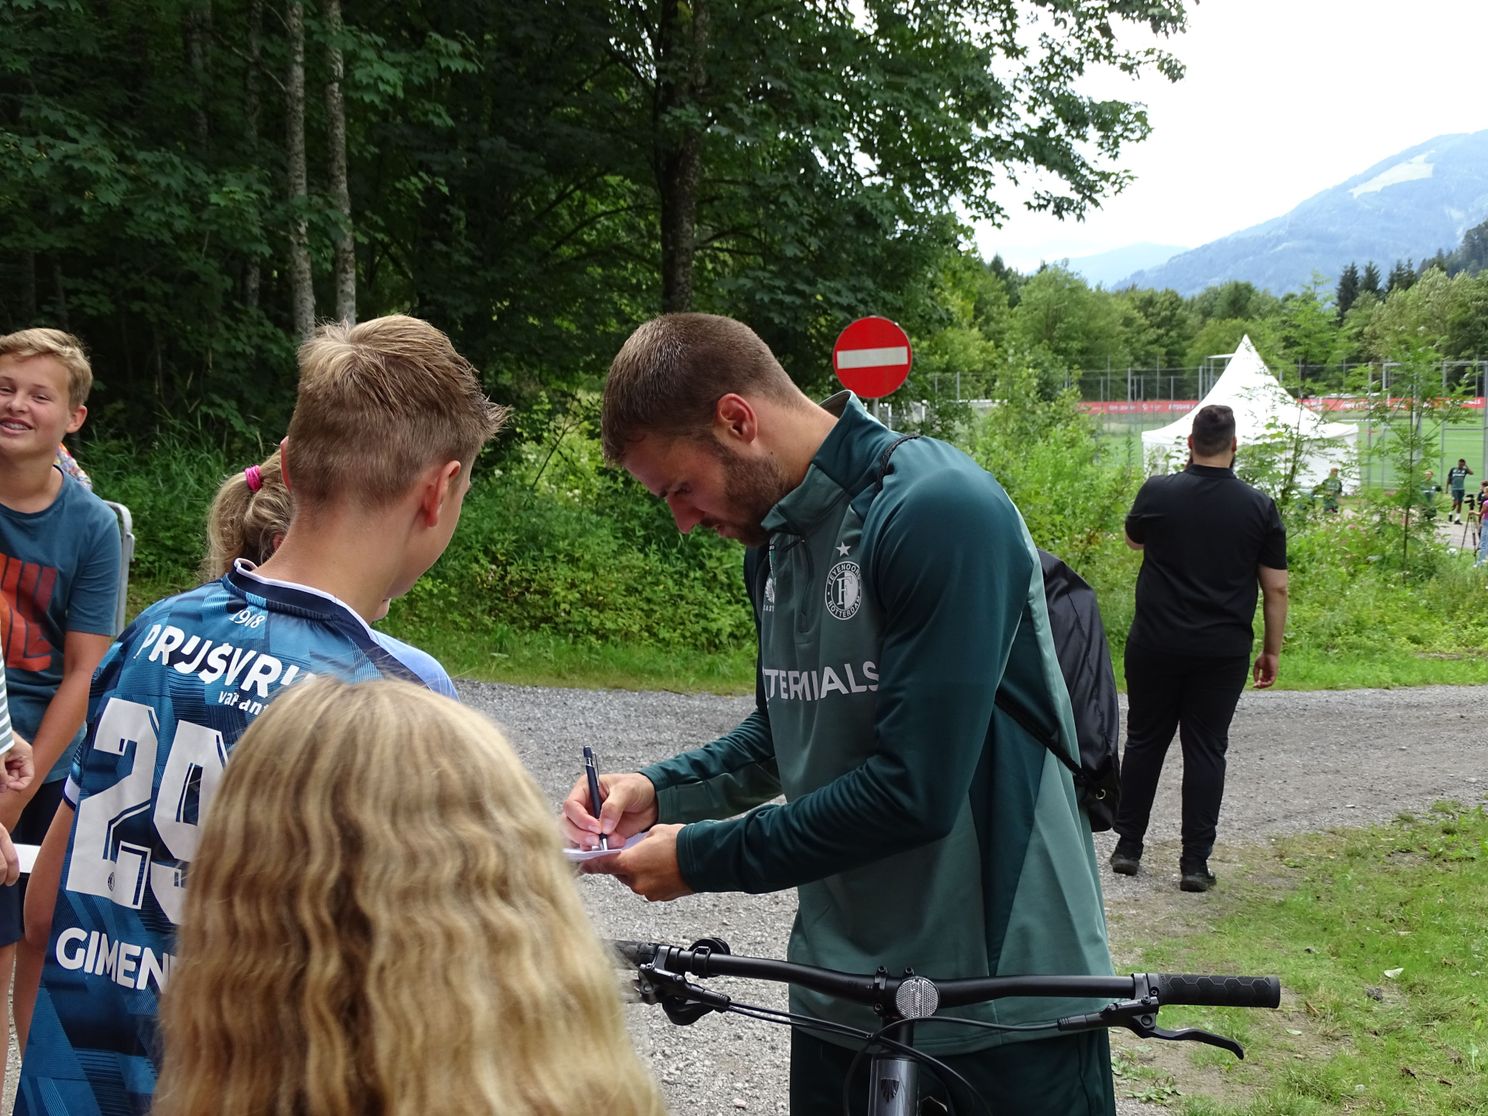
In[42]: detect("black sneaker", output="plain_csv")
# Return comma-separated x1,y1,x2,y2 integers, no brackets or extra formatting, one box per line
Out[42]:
1109,847,1141,876
1179,866,1216,892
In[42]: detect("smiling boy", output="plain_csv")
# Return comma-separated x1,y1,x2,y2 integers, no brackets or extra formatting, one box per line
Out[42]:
0,328,121,1087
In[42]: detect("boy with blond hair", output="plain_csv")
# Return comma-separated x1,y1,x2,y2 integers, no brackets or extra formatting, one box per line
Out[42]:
16,315,507,1116
0,328,120,1087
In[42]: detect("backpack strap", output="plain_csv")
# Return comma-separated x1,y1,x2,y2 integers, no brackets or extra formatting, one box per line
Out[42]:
847,433,921,522
874,434,920,491
994,689,1086,784
866,432,1096,795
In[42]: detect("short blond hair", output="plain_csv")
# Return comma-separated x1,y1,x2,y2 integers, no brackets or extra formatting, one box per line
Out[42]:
0,328,93,407
155,677,665,1116
286,316,509,507
200,449,292,580
602,313,803,462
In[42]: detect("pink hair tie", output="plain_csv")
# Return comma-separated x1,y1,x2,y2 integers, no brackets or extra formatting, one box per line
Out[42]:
244,465,263,493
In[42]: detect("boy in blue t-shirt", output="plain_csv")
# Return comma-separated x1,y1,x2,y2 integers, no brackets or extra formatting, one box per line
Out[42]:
15,315,509,1116
0,328,121,1088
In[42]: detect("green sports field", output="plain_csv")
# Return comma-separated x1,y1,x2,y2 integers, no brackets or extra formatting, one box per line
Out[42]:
1096,412,1487,492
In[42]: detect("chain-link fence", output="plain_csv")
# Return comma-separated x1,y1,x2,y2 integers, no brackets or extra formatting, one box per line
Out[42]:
898,361,1488,489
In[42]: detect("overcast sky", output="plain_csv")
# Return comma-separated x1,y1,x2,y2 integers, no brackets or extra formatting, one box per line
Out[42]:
977,0,1488,271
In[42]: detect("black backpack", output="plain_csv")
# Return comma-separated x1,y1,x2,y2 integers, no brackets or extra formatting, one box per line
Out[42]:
876,435,1123,829
994,550,1122,830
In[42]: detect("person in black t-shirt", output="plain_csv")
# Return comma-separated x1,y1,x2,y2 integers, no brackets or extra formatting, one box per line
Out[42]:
1109,404,1289,893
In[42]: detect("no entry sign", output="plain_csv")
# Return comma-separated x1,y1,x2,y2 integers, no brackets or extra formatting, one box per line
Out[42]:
832,316,912,399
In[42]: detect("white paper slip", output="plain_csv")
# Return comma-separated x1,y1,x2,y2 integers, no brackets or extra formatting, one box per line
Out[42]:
564,831,650,863
14,842,39,875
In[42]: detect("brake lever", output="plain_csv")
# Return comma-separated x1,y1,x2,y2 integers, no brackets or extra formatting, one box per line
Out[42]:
1058,1000,1246,1059
1105,1001,1246,1059
634,961,733,1026
1140,1023,1245,1059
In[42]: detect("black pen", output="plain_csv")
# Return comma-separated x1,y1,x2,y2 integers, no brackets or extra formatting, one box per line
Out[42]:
582,746,608,851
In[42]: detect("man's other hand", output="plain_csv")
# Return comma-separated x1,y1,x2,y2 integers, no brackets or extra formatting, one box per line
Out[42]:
1253,652,1279,689
593,823,692,902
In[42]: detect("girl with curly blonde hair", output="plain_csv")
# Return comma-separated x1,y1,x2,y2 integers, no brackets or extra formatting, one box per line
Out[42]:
154,677,663,1116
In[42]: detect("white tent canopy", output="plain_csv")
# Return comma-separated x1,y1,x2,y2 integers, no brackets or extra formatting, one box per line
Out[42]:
1141,336,1357,490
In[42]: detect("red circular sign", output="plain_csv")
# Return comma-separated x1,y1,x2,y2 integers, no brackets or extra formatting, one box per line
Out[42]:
832,316,912,399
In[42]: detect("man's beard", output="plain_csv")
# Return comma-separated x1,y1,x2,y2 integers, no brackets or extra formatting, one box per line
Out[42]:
710,447,792,548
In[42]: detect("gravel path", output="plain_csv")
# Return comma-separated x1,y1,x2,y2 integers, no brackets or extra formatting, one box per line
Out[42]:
468,679,1488,1116
5,681,1484,1114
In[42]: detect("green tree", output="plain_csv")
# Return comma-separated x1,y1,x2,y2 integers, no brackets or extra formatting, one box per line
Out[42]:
1011,266,1129,374
1355,345,1471,577
1114,287,1193,368
1190,280,1279,324
1276,277,1342,388
603,0,1192,316
1335,262,1360,319
1449,217,1488,274
1360,260,1382,296
1183,318,1281,372
1386,258,1416,294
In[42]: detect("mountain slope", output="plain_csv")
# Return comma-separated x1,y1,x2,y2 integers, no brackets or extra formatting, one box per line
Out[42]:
1062,242,1186,288
1118,130,1488,295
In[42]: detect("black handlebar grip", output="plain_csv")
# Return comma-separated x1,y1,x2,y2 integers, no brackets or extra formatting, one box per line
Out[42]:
611,940,662,967
1154,973,1280,1008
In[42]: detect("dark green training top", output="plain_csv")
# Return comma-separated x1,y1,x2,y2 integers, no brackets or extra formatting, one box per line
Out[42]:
641,394,1111,1054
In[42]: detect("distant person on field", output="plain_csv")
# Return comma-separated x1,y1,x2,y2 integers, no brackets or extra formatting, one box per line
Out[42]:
201,448,457,698
16,315,507,1116
1109,403,1288,893
1446,458,1473,523
1317,466,1343,514
1419,469,1440,521
153,676,663,1116
0,327,120,1087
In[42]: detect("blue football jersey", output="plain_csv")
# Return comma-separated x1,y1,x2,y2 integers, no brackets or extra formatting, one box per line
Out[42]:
17,565,426,1116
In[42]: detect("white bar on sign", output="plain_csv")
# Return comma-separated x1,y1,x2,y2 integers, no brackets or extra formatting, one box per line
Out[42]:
836,346,908,370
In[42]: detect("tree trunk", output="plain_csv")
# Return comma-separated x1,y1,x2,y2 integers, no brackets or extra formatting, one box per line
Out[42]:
51,260,69,331
184,2,212,153
18,250,36,324
654,0,706,314
323,0,355,323
244,0,264,310
286,0,315,340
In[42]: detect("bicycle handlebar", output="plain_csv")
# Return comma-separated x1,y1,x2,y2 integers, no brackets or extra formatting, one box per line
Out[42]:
1151,972,1280,1008
613,940,1281,1012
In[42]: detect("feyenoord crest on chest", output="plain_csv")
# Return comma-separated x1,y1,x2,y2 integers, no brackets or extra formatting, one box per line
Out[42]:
825,559,862,620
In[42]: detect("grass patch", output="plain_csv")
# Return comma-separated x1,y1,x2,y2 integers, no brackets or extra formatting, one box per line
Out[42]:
1277,648,1488,689
1108,805,1488,1114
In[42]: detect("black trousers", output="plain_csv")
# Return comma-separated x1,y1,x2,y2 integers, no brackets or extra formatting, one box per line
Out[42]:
790,1027,1115,1114
1113,644,1250,868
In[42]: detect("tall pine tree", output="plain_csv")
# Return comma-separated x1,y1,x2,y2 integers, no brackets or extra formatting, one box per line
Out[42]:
1361,260,1382,296
1336,262,1360,318
1386,258,1416,293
